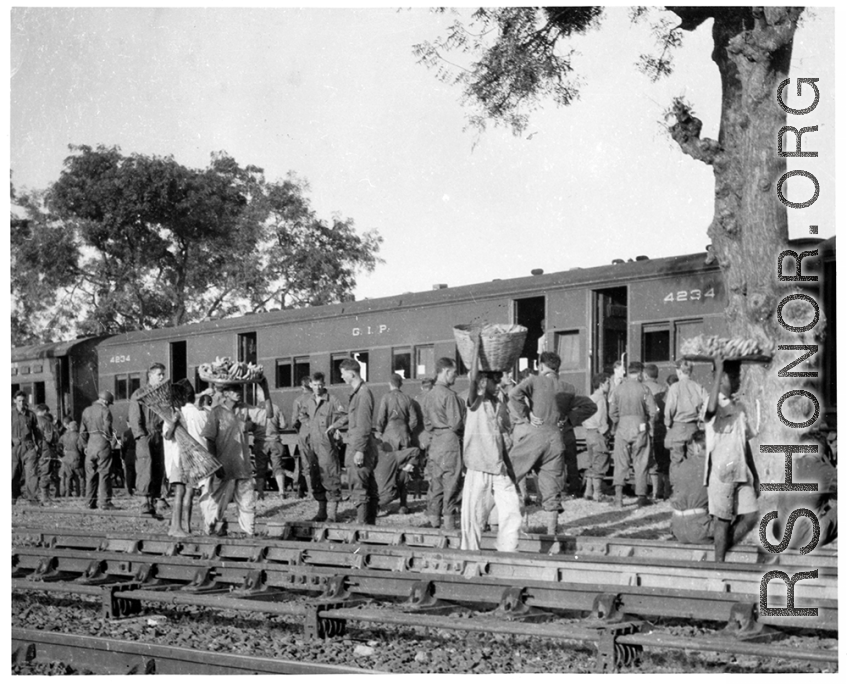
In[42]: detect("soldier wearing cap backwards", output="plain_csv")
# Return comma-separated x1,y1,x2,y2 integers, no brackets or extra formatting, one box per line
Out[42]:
79,390,117,510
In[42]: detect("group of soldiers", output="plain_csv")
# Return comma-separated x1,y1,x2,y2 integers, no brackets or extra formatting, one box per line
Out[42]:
12,388,125,509
13,351,834,558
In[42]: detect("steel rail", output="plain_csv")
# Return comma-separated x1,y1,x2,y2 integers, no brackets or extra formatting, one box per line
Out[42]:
13,517,836,568
11,627,379,675
12,531,837,599
12,546,837,631
321,607,838,666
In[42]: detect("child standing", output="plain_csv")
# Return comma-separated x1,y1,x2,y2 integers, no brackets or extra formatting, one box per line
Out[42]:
59,421,85,497
702,355,759,562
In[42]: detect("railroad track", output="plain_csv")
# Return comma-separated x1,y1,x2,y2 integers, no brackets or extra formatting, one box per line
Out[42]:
14,511,836,568
12,628,379,675
13,526,836,631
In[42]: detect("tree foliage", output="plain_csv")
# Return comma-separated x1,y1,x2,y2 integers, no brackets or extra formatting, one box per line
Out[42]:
415,7,825,484
11,145,382,343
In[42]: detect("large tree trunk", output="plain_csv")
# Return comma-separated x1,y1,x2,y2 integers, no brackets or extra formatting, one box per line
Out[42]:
670,7,823,494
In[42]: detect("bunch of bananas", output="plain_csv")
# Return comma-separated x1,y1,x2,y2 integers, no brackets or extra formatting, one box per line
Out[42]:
199,356,264,382
680,335,773,359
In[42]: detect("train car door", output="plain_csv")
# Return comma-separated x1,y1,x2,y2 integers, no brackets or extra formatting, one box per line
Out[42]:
238,332,258,405
592,287,627,374
170,341,187,382
513,296,546,373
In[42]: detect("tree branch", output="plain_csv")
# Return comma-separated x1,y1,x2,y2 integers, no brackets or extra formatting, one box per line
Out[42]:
667,99,722,166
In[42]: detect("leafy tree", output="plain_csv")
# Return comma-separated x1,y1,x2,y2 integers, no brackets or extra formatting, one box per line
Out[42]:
12,145,382,342
415,7,826,484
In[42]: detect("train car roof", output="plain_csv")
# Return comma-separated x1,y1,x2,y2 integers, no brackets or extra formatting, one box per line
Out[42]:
100,250,717,346
11,335,110,362
98,238,835,347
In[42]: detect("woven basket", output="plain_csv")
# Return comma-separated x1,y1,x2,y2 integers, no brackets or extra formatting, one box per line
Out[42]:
138,380,222,485
454,323,528,372
174,425,221,487
136,380,177,422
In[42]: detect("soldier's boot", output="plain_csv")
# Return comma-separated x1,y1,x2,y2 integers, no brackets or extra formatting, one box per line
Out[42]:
545,510,559,536
584,478,594,499
256,477,266,501
274,474,286,499
356,503,369,524
614,486,624,509
366,498,378,525
39,487,51,505
313,500,328,522
326,501,338,523
442,514,456,531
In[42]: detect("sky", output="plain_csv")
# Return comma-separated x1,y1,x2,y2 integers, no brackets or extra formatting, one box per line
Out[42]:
8,5,836,302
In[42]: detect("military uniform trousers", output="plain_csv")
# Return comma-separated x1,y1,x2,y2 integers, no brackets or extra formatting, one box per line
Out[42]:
24,445,52,502
612,416,655,496
345,436,379,507
135,432,164,499
426,431,463,521
85,436,113,508
508,425,565,513
12,441,36,501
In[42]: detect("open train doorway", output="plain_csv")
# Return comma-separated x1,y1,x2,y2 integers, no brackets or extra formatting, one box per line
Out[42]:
238,332,258,405
593,287,628,375
513,296,546,373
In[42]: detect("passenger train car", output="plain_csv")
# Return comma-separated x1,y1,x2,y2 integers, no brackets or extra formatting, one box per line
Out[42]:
11,238,835,433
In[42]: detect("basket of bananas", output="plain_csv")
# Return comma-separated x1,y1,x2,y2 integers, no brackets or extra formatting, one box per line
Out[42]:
680,335,774,363
198,356,265,384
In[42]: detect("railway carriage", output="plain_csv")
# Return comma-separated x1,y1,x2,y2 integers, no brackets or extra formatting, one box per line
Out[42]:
11,336,108,424
12,238,834,431
95,250,731,429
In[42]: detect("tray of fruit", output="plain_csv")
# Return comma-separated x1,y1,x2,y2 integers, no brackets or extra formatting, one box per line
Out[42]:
198,356,265,384
680,335,774,364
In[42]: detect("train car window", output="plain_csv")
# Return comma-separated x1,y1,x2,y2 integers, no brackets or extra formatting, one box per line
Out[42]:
195,369,209,394
115,376,128,401
674,319,704,360
294,358,311,385
642,324,671,363
331,354,348,385
129,373,141,397
415,345,435,379
353,351,369,382
276,359,293,389
392,347,412,380
555,331,582,370
34,382,46,405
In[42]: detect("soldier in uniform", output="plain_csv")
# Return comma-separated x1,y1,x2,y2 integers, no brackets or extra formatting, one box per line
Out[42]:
32,404,58,503
509,352,596,534
12,391,41,504
375,373,418,514
306,372,346,521
421,358,465,530
290,375,315,498
609,361,658,508
129,363,167,515
330,358,379,524
643,363,670,500
79,390,116,510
